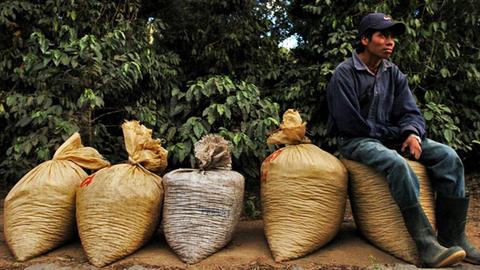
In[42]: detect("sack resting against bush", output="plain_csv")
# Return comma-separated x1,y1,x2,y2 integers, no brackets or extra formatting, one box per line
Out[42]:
261,109,348,262
162,134,244,264
342,159,436,265
76,120,167,267
4,133,109,261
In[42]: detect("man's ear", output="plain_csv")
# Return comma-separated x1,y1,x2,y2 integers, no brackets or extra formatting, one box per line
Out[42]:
360,36,369,46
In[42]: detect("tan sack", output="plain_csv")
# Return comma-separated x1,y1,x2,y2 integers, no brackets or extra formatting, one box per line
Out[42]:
261,109,348,262
342,159,436,265
162,134,244,264
76,120,167,267
4,133,110,261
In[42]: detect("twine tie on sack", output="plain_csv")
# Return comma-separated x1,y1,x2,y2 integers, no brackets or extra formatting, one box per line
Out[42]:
128,156,148,171
128,156,137,165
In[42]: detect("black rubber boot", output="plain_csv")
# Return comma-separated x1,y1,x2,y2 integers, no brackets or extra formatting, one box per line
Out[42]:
401,203,465,267
436,195,480,264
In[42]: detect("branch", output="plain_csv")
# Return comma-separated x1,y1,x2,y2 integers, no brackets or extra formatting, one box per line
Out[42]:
92,109,126,122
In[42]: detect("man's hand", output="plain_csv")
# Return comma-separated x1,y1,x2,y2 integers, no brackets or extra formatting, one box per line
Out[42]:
401,134,422,160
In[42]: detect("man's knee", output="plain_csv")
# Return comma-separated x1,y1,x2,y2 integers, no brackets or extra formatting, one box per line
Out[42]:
369,148,410,175
424,139,462,165
386,155,410,174
438,145,463,168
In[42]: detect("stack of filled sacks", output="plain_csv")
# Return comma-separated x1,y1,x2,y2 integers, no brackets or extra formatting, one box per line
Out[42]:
261,109,348,262
76,120,168,267
162,134,244,264
342,159,435,265
4,133,110,261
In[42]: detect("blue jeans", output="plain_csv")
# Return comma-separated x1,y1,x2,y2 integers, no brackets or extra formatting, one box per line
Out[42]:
339,137,465,210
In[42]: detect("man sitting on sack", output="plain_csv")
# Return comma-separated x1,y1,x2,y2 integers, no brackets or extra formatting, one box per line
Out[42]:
326,12,480,268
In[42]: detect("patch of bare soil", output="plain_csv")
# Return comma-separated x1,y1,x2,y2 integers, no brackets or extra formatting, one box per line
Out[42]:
1,173,479,270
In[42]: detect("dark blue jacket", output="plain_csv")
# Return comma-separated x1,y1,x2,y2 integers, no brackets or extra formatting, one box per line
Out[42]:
327,52,425,142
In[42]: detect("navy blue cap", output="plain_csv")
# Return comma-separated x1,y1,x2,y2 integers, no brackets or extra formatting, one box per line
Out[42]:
359,13,406,37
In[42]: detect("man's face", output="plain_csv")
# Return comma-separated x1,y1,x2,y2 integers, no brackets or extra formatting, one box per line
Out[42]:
362,30,396,59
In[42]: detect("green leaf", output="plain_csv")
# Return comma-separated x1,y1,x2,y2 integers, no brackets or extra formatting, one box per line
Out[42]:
424,111,433,121
443,129,453,142
79,38,87,52
440,68,449,78
16,117,32,127
186,89,193,102
71,58,79,68
207,111,216,124
166,127,176,140
224,106,231,119
24,142,32,155
176,144,188,162
70,10,77,21
193,123,202,138
43,57,51,66
233,133,241,145
216,104,224,116
60,54,70,66
171,87,180,97
6,96,16,106
123,63,130,73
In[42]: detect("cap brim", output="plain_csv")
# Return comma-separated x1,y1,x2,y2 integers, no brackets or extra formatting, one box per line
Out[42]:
378,22,406,36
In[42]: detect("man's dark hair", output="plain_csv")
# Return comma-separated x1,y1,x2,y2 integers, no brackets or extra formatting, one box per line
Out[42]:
355,29,375,53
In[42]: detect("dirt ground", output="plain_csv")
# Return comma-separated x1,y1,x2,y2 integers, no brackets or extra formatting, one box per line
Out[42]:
1,174,479,270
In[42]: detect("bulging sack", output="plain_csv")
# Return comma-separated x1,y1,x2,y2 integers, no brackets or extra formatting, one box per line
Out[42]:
76,120,167,267
261,109,348,262
342,159,436,265
4,133,109,261
162,134,244,264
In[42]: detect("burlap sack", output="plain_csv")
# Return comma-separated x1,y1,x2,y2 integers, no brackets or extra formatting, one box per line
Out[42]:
342,159,436,265
4,133,109,261
261,109,348,262
76,120,167,267
162,134,244,264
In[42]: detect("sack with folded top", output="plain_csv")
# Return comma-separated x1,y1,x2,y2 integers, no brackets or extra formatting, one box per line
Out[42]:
76,120,167,267
4,132,110,261
261,109,348,262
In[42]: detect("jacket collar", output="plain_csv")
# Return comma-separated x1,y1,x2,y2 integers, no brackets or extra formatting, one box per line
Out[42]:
352,51,393,73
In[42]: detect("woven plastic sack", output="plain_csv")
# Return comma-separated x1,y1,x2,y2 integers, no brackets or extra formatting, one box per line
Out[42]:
342,159,436,265
4,133,110,261
76,120,167,267
162,134,244,264
261,109,348,262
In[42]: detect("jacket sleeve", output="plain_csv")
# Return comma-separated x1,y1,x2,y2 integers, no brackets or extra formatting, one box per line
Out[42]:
391,70,426,139
327,66,372,137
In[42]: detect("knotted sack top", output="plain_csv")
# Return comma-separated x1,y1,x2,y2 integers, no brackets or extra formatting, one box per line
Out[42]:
122,120,168,173
194,134,232,170
266,109,311,145
53,132,110,169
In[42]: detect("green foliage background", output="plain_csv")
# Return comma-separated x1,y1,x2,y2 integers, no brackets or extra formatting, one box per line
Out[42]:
1,0,479,216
